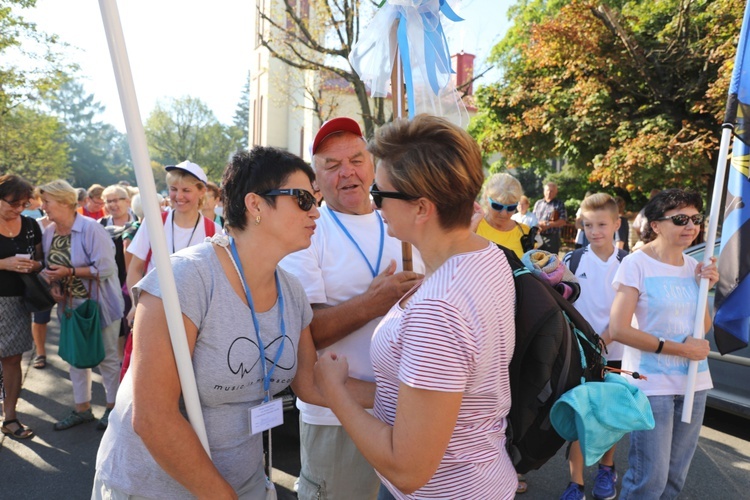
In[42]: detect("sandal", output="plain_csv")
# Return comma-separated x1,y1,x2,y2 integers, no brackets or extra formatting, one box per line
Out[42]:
33,355,47,369
54,409,95,431
516,473,528,494
1,419,35,439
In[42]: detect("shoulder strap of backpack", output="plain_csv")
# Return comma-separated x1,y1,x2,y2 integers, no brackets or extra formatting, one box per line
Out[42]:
567,248,585,274
203,215,216,238
143,211,170,275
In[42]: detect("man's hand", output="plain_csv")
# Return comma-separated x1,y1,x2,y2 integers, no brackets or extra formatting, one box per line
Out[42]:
365,260,424,316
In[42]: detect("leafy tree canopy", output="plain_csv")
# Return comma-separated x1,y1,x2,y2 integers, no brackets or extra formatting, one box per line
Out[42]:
46,79,133,188
472,0,744,200
145,96,243,182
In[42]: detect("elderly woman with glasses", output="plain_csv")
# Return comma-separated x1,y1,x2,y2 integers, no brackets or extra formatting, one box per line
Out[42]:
0,174,44,440
474,172,534,258
94,147,369,499
610,188,718,499
315,115,518,499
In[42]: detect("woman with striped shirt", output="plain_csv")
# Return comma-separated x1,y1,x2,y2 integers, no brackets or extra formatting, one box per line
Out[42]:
315,115,518,499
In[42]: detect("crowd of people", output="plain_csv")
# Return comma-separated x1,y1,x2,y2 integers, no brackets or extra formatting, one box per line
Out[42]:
0,113,718,500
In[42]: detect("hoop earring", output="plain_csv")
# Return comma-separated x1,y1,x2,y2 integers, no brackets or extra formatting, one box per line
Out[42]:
255,215,261,225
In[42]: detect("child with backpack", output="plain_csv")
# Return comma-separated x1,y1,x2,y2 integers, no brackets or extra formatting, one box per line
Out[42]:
561,193,628,500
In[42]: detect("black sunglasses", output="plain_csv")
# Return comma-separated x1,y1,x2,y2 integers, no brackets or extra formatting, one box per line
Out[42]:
656,214,705,226
262,189,317,211
370,183,418,209
489,198,518,212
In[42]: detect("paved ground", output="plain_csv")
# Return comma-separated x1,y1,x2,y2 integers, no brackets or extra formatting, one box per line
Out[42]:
2,313,749,499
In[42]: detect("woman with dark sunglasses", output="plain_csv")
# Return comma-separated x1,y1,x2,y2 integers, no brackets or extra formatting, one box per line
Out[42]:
610,188,718,499
94,147,343,499
315,115,518,499
474,172,534,258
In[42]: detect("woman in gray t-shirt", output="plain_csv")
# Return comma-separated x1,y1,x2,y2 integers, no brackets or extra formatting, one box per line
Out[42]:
94,148,326,499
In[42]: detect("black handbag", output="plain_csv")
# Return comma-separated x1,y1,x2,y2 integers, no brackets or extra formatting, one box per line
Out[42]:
19,272,56,313
518,222,538,253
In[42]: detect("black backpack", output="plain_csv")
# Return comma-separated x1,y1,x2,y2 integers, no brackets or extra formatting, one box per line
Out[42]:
565,246,629,275
497,245,606,474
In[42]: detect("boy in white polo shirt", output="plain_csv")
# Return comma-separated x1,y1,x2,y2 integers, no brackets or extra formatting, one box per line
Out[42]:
561,193,628,500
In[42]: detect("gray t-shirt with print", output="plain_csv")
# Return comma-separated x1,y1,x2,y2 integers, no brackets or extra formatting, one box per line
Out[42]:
95,242,312,498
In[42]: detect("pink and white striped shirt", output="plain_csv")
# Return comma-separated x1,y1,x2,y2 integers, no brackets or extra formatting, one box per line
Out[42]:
371,243,517,499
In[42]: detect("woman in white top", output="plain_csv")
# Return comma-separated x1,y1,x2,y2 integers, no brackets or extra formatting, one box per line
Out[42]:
610,188,718,500
315,115,518,499
125,161,219,302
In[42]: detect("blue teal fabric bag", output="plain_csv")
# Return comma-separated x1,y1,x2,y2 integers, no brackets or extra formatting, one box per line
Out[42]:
550,373,655,466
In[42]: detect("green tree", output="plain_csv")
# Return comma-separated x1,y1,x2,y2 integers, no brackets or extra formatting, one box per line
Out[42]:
231,73,250,150
47,80,133,187
0,104,68,183
0,0,69,182
145,96,241,181
472,0,744,197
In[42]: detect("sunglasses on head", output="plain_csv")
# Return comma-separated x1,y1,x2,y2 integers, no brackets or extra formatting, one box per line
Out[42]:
262,189,317,211
370,183,418,209
656,213,705,226
489,198,518,212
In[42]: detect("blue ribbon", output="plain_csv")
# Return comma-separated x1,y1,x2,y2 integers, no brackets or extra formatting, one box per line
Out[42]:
396,0,463,118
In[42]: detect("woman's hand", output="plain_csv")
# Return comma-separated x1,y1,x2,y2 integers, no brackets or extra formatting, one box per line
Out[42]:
696,257,719,288
469,202,484,233
681,336,710,361
314,352,349,400
1,255,34,273
45,264,72,281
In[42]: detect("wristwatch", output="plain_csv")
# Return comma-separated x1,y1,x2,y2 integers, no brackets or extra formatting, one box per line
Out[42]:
655,337,666,354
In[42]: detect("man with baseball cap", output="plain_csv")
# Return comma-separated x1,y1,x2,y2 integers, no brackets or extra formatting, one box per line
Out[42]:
281,118,424,499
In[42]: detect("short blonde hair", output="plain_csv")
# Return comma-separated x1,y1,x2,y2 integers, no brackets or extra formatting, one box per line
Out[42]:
102,185,130,201
580,193,618,219
483,173,523,208
367,115,484,230
39,179,78,209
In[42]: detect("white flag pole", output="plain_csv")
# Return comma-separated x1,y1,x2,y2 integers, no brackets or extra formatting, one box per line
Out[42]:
681,124,732,423
98,0,210,454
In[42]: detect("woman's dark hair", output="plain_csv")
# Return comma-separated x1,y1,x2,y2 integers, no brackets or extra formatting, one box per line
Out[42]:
642,188,703,243
222,146,315,231
0,174,34,203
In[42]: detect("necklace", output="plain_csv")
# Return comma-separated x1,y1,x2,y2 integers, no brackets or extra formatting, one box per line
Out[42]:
171,212,201,253
0,218,21,237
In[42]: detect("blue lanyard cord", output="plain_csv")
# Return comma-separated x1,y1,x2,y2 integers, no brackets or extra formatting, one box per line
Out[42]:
229,238,286,402
328,209,385,278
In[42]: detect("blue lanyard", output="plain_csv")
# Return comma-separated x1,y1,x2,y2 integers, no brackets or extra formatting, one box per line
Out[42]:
230,237,285,402
328,209,385,278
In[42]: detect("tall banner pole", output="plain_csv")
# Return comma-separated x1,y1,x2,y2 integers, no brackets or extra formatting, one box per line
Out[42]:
390,21,413,272
98,0,211,454
681,125,731,423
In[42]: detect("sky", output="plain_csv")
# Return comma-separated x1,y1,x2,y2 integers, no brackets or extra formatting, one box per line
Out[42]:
23,0,514,132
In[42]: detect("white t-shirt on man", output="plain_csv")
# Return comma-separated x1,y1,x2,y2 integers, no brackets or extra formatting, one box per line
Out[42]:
280,205,424,426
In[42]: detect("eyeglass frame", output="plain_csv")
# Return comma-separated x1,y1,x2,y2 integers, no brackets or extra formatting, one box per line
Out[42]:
369,183,419,209
261,189,317,212
105,197,128,204
489,198,518,212
655,213,705,226
1,198,31,210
